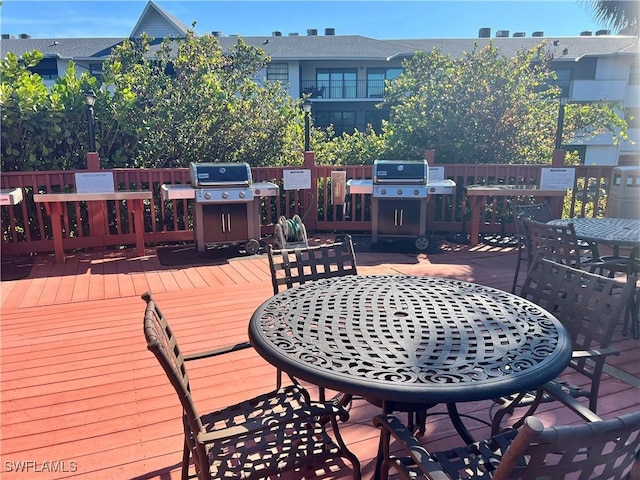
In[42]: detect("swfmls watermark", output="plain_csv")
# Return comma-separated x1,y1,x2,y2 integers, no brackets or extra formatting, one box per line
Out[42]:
4,460,78,473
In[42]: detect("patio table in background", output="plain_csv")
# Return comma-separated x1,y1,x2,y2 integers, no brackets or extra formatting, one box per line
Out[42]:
249,275,571,479
548,217,640,250
465,185,566,247
34,191,151,264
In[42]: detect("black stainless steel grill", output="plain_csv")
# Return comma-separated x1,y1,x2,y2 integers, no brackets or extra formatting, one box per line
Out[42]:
190,162,255,204
347,159,456,250
160,162,278,254
372,159,429,200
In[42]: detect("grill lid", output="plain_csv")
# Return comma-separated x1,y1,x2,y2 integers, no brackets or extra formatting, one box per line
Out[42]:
373,160,429,184
190,162,252,187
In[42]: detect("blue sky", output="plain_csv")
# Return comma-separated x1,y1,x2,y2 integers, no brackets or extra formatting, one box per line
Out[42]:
1,1,608,39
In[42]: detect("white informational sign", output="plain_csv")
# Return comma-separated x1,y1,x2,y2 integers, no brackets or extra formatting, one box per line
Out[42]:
283,169,311,190
539,168,575,190
428,166,445,181
75,172,115,193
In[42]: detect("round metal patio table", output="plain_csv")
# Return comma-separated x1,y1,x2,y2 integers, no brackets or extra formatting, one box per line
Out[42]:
547,217,640,248
249,275,571,441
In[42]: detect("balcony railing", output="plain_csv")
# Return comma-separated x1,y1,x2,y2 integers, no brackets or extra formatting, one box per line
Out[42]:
301,80,387,100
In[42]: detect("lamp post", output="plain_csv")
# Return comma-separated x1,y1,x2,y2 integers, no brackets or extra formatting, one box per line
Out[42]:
303,98,312,152
554,96,567,151
84,90,97,152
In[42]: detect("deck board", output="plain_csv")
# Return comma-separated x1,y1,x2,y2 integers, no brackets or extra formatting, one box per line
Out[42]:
1,237,638,479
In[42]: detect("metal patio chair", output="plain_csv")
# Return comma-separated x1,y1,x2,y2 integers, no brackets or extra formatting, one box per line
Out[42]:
510,202,553,293
492,254,635,434
142,292,361,480
266,234,358,297
520,217,604,272
265,235,359,404
374,410,640,480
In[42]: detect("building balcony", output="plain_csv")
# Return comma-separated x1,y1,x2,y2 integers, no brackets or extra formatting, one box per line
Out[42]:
571,79,628,102
300,79,387,100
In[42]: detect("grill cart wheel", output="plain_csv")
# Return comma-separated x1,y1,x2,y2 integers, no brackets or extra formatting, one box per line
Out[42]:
244,239,261,255
414,236,429,250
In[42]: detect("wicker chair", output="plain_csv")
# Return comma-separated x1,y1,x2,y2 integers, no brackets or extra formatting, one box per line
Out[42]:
142,292,361,480
492,255,635,434
373,411,640,480
510,202,553,293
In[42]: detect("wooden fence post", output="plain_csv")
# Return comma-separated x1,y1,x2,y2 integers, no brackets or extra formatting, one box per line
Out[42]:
551,149,567,218
303,151,318,231
85,152,108,244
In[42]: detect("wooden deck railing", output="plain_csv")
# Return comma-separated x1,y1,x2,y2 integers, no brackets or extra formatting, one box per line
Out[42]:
0,158,615,256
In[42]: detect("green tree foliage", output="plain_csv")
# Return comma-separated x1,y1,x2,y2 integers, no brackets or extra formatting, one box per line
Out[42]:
102,32,302,167
377,42,626,164
311,125,387,165
584,0,639,35
0,52,99,171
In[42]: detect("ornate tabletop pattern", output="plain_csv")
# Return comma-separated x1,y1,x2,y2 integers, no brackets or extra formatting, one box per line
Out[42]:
249,275,571,404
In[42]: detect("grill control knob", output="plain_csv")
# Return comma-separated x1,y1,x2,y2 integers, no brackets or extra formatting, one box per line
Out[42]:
222,192,229,199
239,191,246,199
204,192,211,200
413,189,420,195
397,189,403,196
380,189,387,195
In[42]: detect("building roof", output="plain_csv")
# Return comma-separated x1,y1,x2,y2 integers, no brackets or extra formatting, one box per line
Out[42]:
3,34,638,63
1,0,637,63
129,1,191,39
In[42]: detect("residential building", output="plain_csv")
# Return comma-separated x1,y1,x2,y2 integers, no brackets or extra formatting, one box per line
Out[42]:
2,1,638,165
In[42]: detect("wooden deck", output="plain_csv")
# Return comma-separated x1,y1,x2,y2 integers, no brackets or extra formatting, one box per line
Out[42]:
1,236,639,480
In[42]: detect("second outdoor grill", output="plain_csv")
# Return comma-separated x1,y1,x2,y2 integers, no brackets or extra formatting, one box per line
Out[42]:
161,162,279,253
347,159,456,250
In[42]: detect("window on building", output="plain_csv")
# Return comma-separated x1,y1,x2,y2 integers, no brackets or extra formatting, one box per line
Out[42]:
90,63,104,81
573,57,597,80
267,63,289,83
564,145,587,164
365,109,387,132
315,110,356,135
316,69,357,99
366,68,402,98
553,68,572,97
29,57,58,80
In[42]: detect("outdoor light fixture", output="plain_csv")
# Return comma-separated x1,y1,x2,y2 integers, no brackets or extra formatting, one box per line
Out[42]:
84,89,97,107
303,98,312,152
84,90,97,152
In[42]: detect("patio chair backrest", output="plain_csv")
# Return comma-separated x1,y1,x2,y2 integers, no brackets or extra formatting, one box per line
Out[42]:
266,235,358,294
493,411,640,480
375,410,640,480
142,292,204,435
521,218,588,267
521,254,633,351
512,202,552,247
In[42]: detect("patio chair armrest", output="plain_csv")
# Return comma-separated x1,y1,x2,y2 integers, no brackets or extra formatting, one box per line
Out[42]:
571,346,619,360
373,414,450,480
542,380,603,423
197,401,350,444
183,341,252,361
